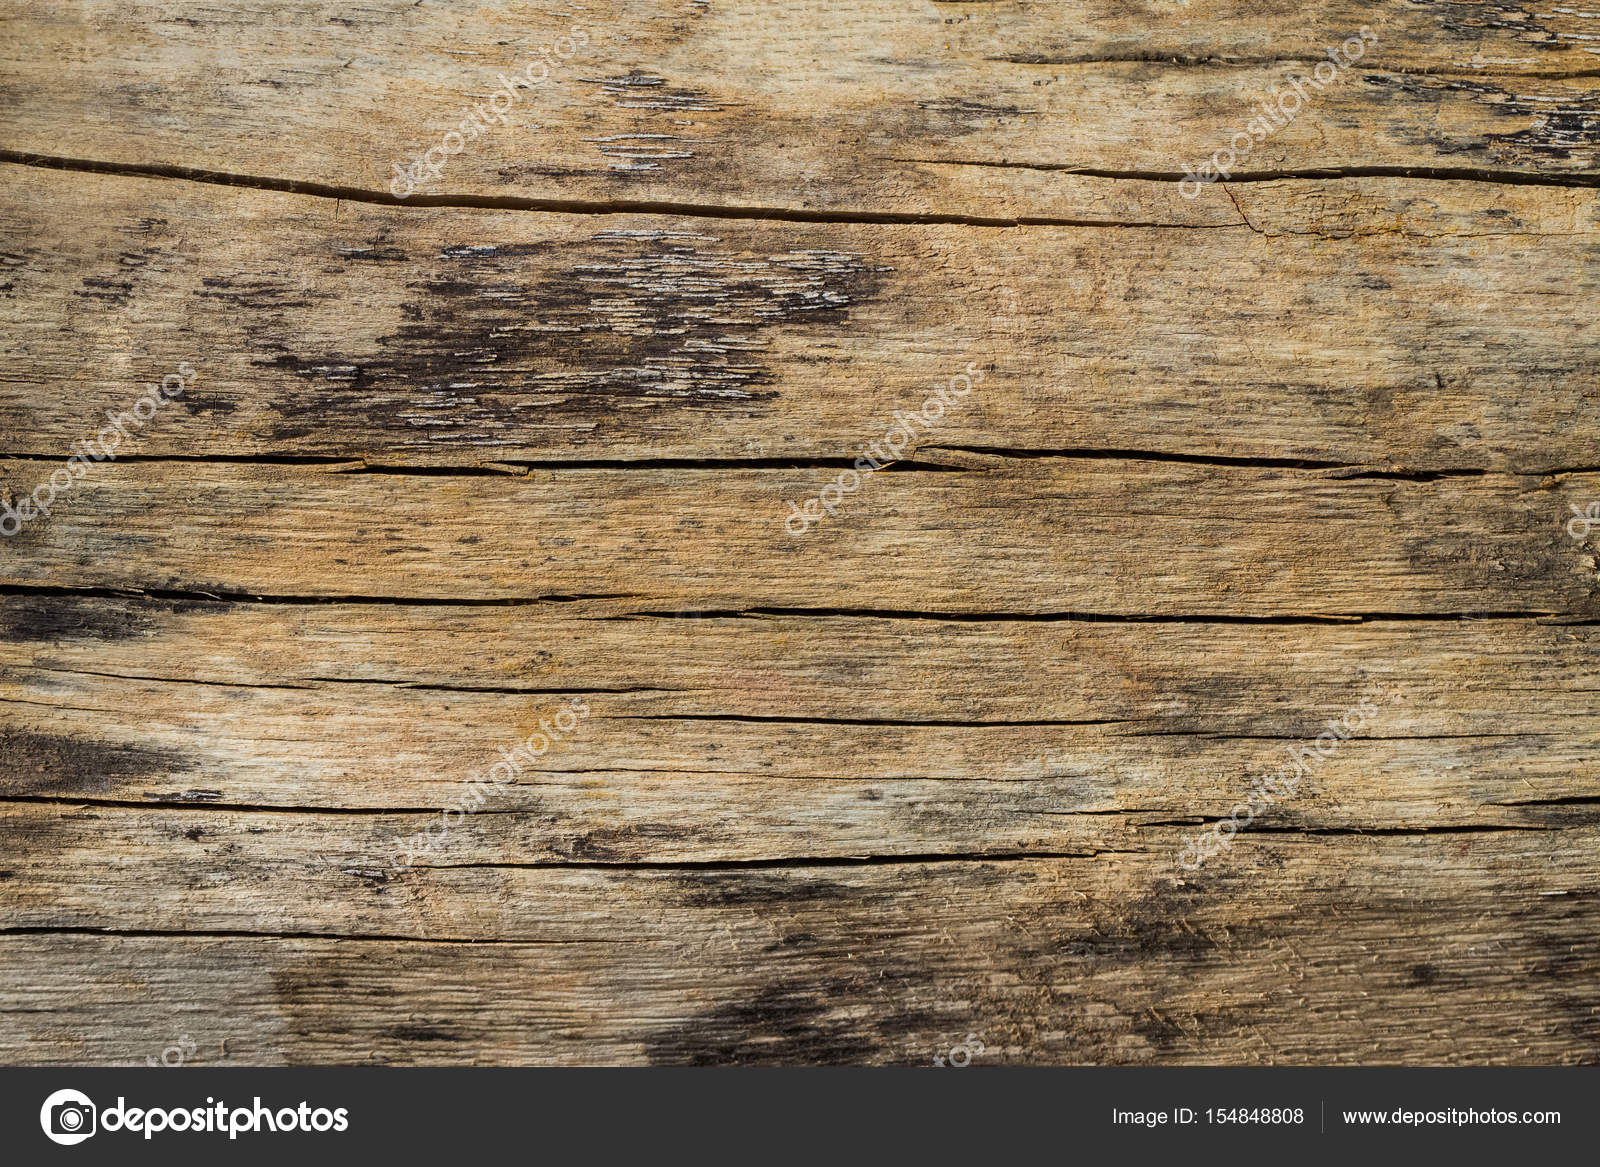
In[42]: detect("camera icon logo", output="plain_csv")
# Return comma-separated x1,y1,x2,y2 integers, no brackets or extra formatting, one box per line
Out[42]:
40,1089,97,1146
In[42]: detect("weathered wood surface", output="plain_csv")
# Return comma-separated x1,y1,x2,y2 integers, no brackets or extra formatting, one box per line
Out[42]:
5,168,1600,469
3,457,1598,614
5,1,1600,219
3,599,1597,831
2,2,1598,1067
3,592,1598,1063
3,830,1595,1065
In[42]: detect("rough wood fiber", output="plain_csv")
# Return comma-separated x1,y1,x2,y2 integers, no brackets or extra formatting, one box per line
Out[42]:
2,458,1598,614
4,169,1600,469
1,0,1597,1068
6,2,1600,217
2,830,1595,1065
2,599,1596,834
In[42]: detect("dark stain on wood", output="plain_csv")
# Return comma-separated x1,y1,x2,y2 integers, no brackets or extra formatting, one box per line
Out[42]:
1072,880,1221,971
196,275,327,313
914,97,1037,133
1504,800,1600,830
384,1023,466,1043
0,730,193,796
1367,73,1600,165
550,821,697,862
643,967,942,1066
268,949,515,1064
0,594,218,645
1513,888,1600,1056
74,276,135,309
1399,481,1592,608
1426,1,1585,51
247,233,885,447
1410,961,1439,986
569,72,727,177
0,250,25,298
175,386,240,417
673,872,863,908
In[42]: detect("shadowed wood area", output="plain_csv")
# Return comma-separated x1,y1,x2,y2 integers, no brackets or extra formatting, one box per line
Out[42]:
1,1,1597,1066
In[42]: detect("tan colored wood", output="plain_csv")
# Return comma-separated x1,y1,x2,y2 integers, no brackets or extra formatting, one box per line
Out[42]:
2,457,1597,614
2,0,1598,1070
3,167,1600,470
2,600,1594,845
2,825,1595,1064
4,1,1600,220
6,596,1597,726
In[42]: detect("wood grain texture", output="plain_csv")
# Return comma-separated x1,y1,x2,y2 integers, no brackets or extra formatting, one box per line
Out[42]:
3,599,1596,833
4,168,1600,469
6,1,1600,217
3,457,1598,613
2,1,1598,1068
3,829,1595,1065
